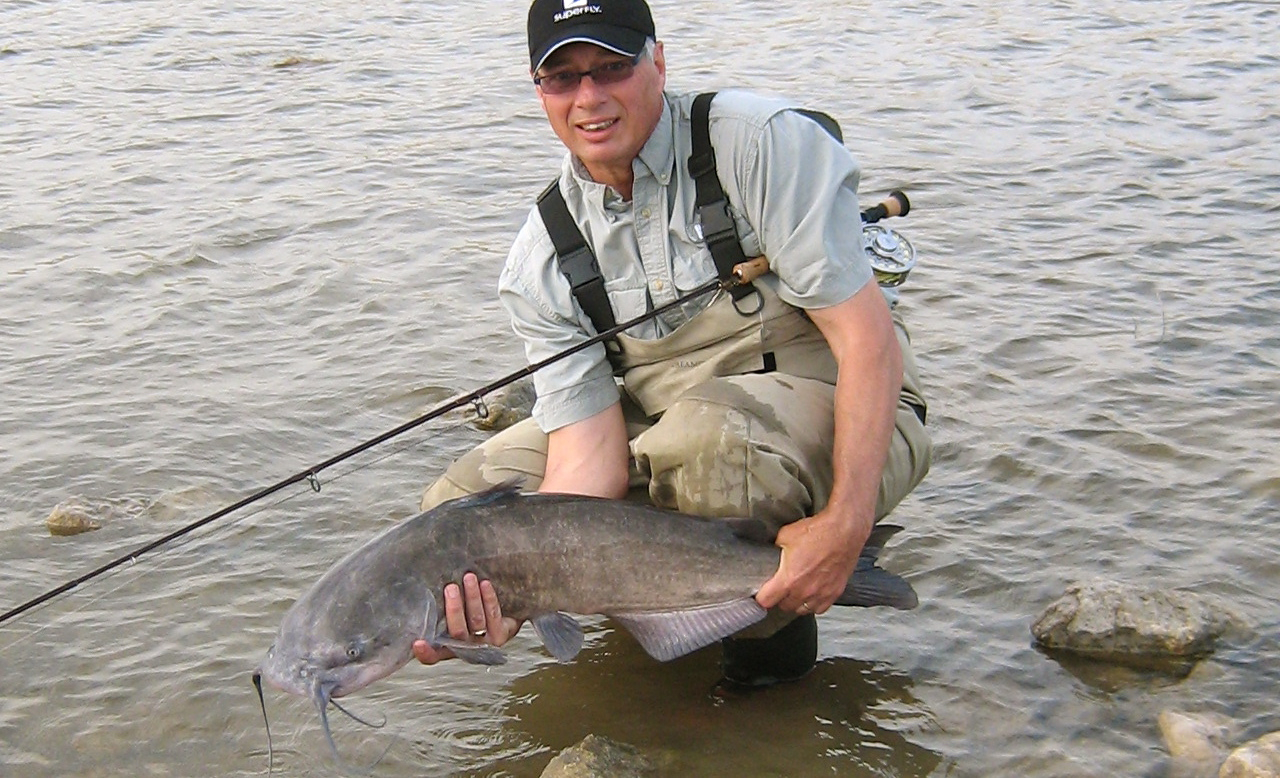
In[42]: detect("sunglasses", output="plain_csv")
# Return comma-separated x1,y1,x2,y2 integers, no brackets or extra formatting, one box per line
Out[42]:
533,52,644,96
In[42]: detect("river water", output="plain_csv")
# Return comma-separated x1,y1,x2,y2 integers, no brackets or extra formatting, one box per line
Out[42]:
2,0,1277,775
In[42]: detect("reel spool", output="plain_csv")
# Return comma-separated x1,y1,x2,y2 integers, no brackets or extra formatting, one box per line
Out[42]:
863,224,916,288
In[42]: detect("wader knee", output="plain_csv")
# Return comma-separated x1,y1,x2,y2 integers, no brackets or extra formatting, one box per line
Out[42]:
420,418,549,511
630,375,834,530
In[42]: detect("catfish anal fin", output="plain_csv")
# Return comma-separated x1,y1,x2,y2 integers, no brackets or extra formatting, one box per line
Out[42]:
612,599,768,662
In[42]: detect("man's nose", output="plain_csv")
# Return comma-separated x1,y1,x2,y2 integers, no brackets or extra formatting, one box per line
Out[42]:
573,72,608,103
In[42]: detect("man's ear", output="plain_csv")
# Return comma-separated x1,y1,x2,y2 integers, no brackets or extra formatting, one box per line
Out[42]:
533,78,550,115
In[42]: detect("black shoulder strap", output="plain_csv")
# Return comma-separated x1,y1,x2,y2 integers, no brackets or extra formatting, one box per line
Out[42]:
796,108,843,143
689,92,755,302
536,179,618,338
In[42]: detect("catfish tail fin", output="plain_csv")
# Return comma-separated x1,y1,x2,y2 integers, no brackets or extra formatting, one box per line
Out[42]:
835,524,919,610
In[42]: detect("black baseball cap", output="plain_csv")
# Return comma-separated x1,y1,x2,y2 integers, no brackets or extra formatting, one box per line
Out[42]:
527,0,656,72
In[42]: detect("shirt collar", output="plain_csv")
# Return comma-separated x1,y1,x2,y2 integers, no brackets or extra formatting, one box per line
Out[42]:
633,95,675,188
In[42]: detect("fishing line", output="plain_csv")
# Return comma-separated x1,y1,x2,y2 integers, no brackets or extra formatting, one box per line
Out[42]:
2,192,911,628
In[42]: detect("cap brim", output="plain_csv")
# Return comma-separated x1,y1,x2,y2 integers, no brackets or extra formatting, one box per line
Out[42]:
531,26,648,72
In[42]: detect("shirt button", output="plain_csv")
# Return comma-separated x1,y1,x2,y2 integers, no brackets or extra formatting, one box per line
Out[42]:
641,208,652,219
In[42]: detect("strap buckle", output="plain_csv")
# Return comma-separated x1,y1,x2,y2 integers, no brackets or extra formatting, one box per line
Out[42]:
557,245,601,291
697,201,738,247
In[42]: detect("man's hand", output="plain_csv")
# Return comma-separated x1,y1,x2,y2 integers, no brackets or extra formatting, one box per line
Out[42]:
753,507,872,616
412,572,521,665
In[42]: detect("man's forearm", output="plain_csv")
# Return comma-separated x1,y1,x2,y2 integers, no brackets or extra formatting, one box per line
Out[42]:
539,401,631,497
809,283,902,535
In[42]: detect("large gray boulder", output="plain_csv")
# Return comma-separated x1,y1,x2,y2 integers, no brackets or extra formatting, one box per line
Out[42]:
1031,581,1239,662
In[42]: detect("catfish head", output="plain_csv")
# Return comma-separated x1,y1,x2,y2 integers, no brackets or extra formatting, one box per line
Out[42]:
253,575,440,768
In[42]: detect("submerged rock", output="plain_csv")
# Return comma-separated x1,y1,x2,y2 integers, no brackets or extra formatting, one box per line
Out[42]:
469,377,536,432
1031,581,1239,663
1219,732,1280,778
46,500,103,536
44,488,216,537
540,734,655,778
1159,709,1233,764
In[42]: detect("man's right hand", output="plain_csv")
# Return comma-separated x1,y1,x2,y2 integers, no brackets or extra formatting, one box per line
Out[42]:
413,572,521,665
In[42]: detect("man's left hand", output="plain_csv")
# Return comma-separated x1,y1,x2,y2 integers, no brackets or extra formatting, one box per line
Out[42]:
753,507,872,615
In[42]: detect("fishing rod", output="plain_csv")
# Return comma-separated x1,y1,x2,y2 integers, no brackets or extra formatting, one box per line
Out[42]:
0,191,911,627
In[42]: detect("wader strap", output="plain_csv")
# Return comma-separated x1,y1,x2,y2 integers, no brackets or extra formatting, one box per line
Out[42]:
689,92,755,304
537,179,619,339
795,109,843,143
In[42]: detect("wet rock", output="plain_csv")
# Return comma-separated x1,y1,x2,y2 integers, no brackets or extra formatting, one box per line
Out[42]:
46,500,103,536
540,734,654,778
45,492,193,536
469,377,536,432
1031,581,1239,663
1219,732,1280,778
1159,709,1233,764
1049,652,1195,693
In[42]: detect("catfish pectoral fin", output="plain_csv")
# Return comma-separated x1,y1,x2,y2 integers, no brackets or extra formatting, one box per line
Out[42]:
531,612,585,662
860,523,905,558
612,599,768,662
435,638,507,665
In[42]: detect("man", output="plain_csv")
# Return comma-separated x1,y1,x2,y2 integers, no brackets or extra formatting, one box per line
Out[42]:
412,0,931,685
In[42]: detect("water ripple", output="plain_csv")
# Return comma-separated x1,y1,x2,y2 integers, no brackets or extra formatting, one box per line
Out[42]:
3,0,1279,776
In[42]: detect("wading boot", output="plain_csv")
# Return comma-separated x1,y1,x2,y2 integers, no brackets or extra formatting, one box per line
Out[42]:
719,613,818,687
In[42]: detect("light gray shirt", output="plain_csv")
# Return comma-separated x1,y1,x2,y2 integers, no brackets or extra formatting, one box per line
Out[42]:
499,89,873,432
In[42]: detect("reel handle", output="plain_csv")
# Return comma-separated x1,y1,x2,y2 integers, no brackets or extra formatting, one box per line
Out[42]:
731,190,913,286
861,190,910,224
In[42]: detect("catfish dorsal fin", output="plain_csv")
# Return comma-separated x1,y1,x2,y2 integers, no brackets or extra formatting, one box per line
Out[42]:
445,481,525,510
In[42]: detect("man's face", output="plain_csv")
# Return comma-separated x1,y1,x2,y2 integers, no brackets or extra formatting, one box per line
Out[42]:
534,41,666,185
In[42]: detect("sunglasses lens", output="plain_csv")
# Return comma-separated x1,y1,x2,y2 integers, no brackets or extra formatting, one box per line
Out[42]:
539,73,579,95
594,62,634,85
536,54,641,95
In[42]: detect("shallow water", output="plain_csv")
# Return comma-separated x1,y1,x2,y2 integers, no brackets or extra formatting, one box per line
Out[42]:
2,0,1277,775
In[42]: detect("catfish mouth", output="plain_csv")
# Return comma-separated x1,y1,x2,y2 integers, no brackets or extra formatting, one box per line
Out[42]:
253,661,389,773
256,644,313,698
259,645,400,703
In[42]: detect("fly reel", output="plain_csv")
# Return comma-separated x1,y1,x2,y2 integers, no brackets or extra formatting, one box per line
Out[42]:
863,224,916,288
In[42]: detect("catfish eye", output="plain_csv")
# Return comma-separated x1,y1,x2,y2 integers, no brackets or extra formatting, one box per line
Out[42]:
345,642,363,660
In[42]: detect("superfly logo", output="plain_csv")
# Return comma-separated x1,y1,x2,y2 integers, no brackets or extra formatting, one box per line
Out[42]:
555,0,601,22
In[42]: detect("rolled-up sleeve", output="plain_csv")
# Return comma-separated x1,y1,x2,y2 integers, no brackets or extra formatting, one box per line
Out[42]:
498,209,620,433
723,104,873,310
